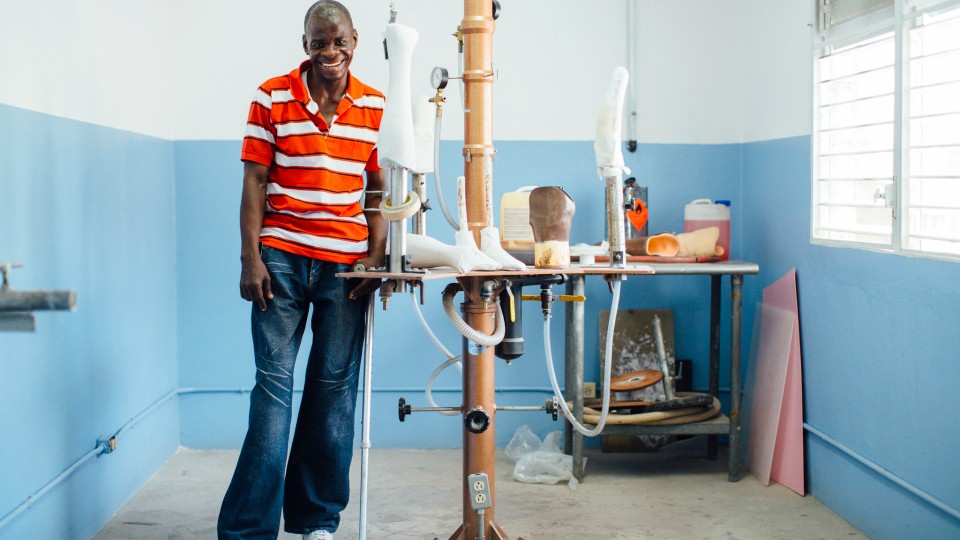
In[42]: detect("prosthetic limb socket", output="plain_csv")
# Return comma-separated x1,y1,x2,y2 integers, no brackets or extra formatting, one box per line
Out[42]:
528,187,575,269
624,226,723,258
595,66,630,270
378,22,420,288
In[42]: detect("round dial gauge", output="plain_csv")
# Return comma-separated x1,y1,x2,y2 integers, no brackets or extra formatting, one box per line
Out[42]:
431,66,449,90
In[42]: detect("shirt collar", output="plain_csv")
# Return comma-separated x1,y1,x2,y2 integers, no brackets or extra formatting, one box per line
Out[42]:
290,60,361,119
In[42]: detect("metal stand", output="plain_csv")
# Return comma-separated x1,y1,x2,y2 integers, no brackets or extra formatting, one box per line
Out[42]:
562,262,758,483
358,294,376,540
562,277,585,480
448,2,507,538
449,289,508,540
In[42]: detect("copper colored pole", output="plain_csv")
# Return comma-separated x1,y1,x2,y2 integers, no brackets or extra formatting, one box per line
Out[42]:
462,0,495,245
454,300,507,540
451,1,505,539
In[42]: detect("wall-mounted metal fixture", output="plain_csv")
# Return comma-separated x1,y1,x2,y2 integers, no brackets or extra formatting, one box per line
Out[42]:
0,262,76,332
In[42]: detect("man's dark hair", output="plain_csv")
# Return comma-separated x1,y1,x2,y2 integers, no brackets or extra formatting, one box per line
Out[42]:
304,1,354,30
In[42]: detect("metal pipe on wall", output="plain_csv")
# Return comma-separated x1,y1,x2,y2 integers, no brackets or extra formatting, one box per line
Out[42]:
0,290,76,312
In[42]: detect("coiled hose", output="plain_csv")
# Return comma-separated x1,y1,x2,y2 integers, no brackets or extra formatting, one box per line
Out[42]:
579,393,721,425
441,283,505,347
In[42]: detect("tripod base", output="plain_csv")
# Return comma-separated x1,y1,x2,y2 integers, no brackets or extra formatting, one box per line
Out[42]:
448,521,510,540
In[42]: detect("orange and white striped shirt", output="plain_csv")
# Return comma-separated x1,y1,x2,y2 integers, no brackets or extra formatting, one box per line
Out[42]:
241,61,384,264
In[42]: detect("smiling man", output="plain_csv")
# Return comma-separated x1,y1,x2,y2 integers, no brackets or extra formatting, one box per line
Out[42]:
217,2,385,539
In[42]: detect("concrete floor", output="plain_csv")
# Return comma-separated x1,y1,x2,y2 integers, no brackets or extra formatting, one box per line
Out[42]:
96,438,863,540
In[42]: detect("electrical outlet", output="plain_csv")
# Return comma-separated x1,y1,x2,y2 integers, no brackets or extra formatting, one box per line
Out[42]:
467,472,491,510
583,382,597,399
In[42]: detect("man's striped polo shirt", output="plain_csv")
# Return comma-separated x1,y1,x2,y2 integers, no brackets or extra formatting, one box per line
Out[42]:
241,61,385,264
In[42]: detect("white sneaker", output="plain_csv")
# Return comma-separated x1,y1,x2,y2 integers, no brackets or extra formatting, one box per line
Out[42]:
302,531,333,540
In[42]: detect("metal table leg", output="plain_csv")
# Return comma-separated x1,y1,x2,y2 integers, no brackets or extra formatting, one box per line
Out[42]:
563,275,585,481
728,274,744,482
708,274,721,460
359,294,376,539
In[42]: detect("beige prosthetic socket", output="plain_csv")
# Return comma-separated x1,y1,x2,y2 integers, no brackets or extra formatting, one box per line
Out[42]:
677,226,722,257
529,186,576,268
625,233,680,257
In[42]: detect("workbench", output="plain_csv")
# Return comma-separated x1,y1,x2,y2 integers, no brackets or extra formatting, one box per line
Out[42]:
561,260,759,482
341,259,759,482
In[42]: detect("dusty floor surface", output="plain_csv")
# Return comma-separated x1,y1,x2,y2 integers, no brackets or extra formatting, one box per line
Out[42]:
96,439,864,540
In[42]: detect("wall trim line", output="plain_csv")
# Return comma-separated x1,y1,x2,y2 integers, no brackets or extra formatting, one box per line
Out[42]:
804,422,960,522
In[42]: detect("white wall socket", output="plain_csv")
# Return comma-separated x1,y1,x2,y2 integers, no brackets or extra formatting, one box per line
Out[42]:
467,472,491,510
583,382,597,399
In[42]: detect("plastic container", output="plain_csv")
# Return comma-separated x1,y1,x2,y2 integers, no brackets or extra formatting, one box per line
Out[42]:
684,199,730,259
500,186,537,263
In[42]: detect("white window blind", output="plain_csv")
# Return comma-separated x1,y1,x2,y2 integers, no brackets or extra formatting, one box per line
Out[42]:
814,0,960,258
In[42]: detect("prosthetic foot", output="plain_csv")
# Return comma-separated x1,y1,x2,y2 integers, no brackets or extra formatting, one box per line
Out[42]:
406,234,500,272
479,227,526,270
452,176,503,270
529,186,575,269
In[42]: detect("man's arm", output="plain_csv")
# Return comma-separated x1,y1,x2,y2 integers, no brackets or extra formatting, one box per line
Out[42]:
348,169,387,300
239,161,273,311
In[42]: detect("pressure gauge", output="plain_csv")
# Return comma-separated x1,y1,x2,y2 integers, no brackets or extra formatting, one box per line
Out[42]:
431,66,449,90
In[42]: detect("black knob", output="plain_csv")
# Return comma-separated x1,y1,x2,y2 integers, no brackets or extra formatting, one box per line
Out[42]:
398,397,411,422
492,0,501,20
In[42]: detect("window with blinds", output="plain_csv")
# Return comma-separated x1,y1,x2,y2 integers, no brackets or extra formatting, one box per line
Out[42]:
814,0,960,258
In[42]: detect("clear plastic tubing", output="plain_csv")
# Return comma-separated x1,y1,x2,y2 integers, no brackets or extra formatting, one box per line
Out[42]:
544,280,620,436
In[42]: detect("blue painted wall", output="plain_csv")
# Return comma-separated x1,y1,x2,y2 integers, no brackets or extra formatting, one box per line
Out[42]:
9,103,956,538
741,136,960,538
0,105,180,539
175,139,744,448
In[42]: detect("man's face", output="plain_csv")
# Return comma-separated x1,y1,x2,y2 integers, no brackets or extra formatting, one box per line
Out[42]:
302,13,357,83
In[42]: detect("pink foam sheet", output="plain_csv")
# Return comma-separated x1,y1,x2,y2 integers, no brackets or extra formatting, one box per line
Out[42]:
762,269,805,495
745,303,795,486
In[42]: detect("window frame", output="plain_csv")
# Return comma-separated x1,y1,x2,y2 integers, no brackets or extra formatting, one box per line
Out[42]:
811,0,960,262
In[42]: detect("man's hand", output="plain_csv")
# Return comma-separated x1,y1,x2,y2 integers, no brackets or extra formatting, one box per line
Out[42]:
347,255,382,300
239,161,271,310
240,257,273,311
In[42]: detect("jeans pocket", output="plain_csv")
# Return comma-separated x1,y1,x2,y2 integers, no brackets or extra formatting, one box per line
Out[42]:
261,245,294,275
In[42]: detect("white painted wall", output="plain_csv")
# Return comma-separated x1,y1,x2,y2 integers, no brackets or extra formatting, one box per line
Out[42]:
0,0,175,139
634,0,744,144
741,0,814,141
168,0,630,141
2,0,772,144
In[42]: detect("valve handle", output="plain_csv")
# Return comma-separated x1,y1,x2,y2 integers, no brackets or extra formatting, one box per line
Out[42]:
398,397,411,422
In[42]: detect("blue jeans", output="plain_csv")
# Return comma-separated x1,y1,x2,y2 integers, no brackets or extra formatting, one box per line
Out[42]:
218,246,368,539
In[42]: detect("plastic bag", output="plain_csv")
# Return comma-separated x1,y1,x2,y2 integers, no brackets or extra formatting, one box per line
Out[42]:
505,425,581,491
